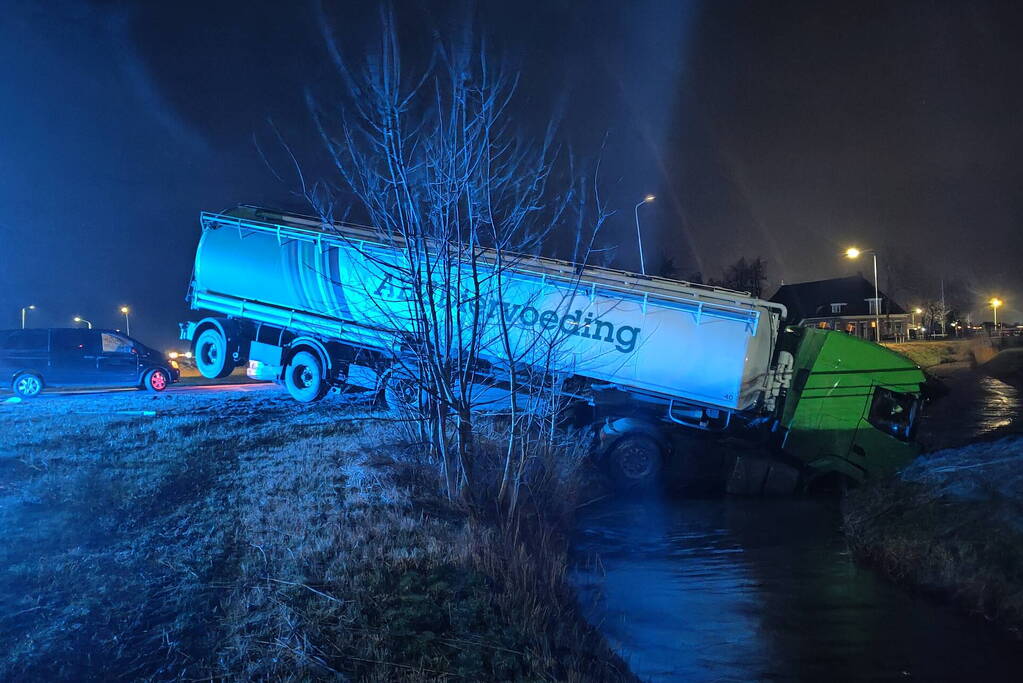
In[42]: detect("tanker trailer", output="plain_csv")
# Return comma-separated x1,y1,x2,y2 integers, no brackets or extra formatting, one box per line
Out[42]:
180,206,927,492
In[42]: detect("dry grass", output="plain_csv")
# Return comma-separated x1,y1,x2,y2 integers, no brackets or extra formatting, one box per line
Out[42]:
884,339,975,368
0,388,631,680
844,436,1023,638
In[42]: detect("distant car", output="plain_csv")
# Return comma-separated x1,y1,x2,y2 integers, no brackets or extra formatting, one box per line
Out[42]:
0,328,180,398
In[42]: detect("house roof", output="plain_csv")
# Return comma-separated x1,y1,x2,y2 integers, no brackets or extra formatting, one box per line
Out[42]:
769,275,907,323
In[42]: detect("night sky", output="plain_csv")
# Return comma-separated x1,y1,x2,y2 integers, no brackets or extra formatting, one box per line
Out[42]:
3,0,1021,348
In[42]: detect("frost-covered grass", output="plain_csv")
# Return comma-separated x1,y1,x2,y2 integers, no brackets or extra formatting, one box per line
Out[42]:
844,435,1023,637
0,389,629,680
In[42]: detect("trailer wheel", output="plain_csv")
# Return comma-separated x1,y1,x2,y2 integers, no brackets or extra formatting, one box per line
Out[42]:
12,372,43,398
381,369,424,415
195,328,233,379
606,434,663,489
284,351,327,403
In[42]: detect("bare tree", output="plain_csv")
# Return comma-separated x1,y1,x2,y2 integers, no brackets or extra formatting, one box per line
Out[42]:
710,256,768,297
305,6,608,515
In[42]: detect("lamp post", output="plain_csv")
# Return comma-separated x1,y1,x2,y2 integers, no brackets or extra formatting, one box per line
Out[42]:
21,305,36,329
990,297,1003,336
845,247,881,343
120,306,131,336
73,316,93,329
633,194,655,276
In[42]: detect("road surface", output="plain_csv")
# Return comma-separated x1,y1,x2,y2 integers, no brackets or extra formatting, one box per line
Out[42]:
0,381,286,404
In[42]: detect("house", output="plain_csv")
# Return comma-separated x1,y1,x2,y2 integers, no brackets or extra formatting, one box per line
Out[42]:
769,275,911,341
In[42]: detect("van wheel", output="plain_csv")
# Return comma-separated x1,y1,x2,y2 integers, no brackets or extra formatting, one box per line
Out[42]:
12,372,43,398
606,434,663,489
195,328,233,379
143,368,169,393
284,351,327,403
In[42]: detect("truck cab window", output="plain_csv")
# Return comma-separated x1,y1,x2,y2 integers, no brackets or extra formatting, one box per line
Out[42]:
867,387,919,442
101,333,134,354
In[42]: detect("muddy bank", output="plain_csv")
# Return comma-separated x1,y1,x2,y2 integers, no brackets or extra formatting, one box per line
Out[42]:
844,435,1023,638
983,347,1023,388
0,389,630,680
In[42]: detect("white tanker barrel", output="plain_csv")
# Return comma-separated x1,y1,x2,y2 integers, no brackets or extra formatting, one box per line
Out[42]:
190,210,781,412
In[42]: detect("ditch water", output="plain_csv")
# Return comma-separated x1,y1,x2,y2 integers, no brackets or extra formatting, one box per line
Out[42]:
570,366,1023,681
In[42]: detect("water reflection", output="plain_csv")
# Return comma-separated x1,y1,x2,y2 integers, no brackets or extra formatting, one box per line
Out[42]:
975,377,1018,434
571,497,1023,682
919,368,1021,450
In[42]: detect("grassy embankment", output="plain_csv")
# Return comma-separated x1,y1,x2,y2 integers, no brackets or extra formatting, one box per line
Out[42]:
0,389,631,680
844,435,1023,638
883,338,978,368
846,346,1023,637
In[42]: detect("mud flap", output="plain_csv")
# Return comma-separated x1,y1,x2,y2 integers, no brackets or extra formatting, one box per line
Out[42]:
727,455,801,496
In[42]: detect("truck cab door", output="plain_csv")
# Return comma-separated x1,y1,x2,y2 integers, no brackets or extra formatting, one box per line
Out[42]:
848,385,922,478
96,332,140,385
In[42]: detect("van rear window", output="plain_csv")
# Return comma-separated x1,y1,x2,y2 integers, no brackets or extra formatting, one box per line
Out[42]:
2,330,47,351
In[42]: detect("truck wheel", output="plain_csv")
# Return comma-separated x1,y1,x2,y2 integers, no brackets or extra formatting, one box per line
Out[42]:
382,369,424,414
284,351,327,403
142,368,169,393
195,328,233,379
12,372,43,398
606,434,663,489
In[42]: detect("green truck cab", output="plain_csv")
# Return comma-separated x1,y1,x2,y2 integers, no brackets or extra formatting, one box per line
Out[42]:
777,327,926,487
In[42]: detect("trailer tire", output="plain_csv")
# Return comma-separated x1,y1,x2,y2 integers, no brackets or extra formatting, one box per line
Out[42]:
606,434,663,489
194,328,233,379
284,351,328,403
381,369,424,415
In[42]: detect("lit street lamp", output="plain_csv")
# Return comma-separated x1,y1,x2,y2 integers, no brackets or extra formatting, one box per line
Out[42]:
845,247,881,343
990,297,1003,335
21,305,36,329
120,306,131,336
73,316,93,329
633,194,655,276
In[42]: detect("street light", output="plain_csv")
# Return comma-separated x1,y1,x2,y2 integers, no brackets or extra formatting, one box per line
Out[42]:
73,316,93,329
21,305,36,329
845,246,881,343
120,306,131,336
634,194,655,276
911,307,923,332
990,297,1003,335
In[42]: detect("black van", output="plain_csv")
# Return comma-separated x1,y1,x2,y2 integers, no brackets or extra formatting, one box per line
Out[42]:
0,328,180,398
